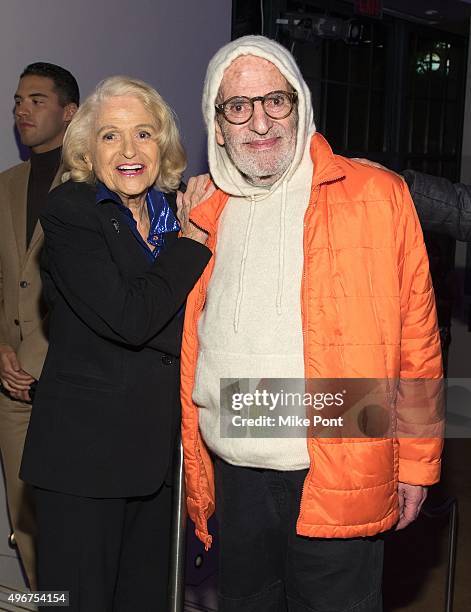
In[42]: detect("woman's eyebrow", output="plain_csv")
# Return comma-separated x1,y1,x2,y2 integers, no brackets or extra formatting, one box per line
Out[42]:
97,123,156,134
97,124,118,134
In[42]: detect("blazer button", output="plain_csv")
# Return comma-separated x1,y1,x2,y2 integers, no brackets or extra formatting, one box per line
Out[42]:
19,281,28,288
162,354,173,366
14,319,20,326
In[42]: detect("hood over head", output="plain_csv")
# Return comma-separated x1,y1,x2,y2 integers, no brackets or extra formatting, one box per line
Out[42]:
202,35,316,197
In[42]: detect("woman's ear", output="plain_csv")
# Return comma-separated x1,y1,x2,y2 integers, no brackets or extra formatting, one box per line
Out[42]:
83,154,93,171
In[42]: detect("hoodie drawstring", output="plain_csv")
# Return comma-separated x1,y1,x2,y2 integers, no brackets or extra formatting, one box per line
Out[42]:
276,181,288,315
234,196,256,332
233,185,288,332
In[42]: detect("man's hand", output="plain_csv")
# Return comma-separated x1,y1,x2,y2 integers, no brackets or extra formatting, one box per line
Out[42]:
0,344,35,401
177,174,215,245
395,482,428,530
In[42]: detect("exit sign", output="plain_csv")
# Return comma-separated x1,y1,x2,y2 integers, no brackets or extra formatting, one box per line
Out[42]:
354,0,383,18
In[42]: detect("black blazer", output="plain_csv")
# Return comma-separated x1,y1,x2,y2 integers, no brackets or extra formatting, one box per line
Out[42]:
20,180,211,498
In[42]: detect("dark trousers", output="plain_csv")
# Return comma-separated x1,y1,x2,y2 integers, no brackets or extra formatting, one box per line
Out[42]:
215,459,384,612
34,484,172,612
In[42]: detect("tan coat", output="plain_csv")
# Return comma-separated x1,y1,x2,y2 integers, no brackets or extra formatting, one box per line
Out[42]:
0,161,61,379
0,158,62,589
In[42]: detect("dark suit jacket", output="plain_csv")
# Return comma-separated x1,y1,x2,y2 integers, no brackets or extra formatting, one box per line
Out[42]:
20,180,211,498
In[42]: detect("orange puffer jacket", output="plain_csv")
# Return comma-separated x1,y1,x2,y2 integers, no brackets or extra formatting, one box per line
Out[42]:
181,133,443,550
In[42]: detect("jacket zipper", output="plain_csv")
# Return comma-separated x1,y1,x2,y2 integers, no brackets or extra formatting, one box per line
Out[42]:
187,216,215,545
298,182,320,524
297,176,344,526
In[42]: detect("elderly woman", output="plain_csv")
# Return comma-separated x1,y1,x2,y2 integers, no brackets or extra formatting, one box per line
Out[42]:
20,76,211,611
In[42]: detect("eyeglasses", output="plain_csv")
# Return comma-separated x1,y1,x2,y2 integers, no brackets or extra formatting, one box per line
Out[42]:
215,90,298,125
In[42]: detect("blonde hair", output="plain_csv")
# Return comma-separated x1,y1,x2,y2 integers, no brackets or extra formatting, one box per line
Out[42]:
62,76,186,192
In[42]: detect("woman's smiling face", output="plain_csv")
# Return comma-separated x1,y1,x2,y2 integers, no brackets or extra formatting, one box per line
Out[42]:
89,95,160,206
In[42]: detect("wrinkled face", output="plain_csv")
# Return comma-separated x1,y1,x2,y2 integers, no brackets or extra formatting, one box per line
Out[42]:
215,55,297,186
88,95,160,207
14,75,76,153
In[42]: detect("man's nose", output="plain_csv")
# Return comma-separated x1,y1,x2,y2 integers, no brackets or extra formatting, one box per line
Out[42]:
249,100,272,134
15,103,30,118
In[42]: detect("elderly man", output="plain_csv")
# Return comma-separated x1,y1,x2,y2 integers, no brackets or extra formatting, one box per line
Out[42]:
181,36,443,612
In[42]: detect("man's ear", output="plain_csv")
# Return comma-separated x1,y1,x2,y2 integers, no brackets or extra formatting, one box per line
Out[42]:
63,103,78,123
215,118,225,146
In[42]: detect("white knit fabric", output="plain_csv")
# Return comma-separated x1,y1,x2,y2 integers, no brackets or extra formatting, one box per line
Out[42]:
193,36,316,470
202,35,316,197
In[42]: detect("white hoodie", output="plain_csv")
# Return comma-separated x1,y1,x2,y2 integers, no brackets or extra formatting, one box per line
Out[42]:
193,36,316,470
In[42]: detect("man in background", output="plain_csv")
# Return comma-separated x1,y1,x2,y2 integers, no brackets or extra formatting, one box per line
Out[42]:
0,62,78,588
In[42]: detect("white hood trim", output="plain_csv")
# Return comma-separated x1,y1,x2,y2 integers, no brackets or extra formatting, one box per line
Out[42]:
202,35,316,197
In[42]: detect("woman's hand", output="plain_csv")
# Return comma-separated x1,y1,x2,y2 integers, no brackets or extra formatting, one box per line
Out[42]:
177,175,215,245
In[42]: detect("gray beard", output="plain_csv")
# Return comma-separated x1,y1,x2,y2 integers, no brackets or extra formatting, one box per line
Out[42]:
219,116,298,187
224,140,295,187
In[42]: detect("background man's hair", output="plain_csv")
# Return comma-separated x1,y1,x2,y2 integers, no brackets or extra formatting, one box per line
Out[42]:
20,62,80,107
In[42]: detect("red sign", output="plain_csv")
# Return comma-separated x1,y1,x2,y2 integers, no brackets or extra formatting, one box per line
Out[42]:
354,0,383,18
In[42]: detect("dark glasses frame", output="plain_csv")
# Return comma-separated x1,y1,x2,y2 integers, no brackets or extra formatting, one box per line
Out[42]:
215,90,298,125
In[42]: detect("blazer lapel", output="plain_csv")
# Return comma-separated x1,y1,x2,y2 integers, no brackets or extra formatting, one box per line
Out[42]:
9,161,30,265
25,165,64,262
49,164,63,191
